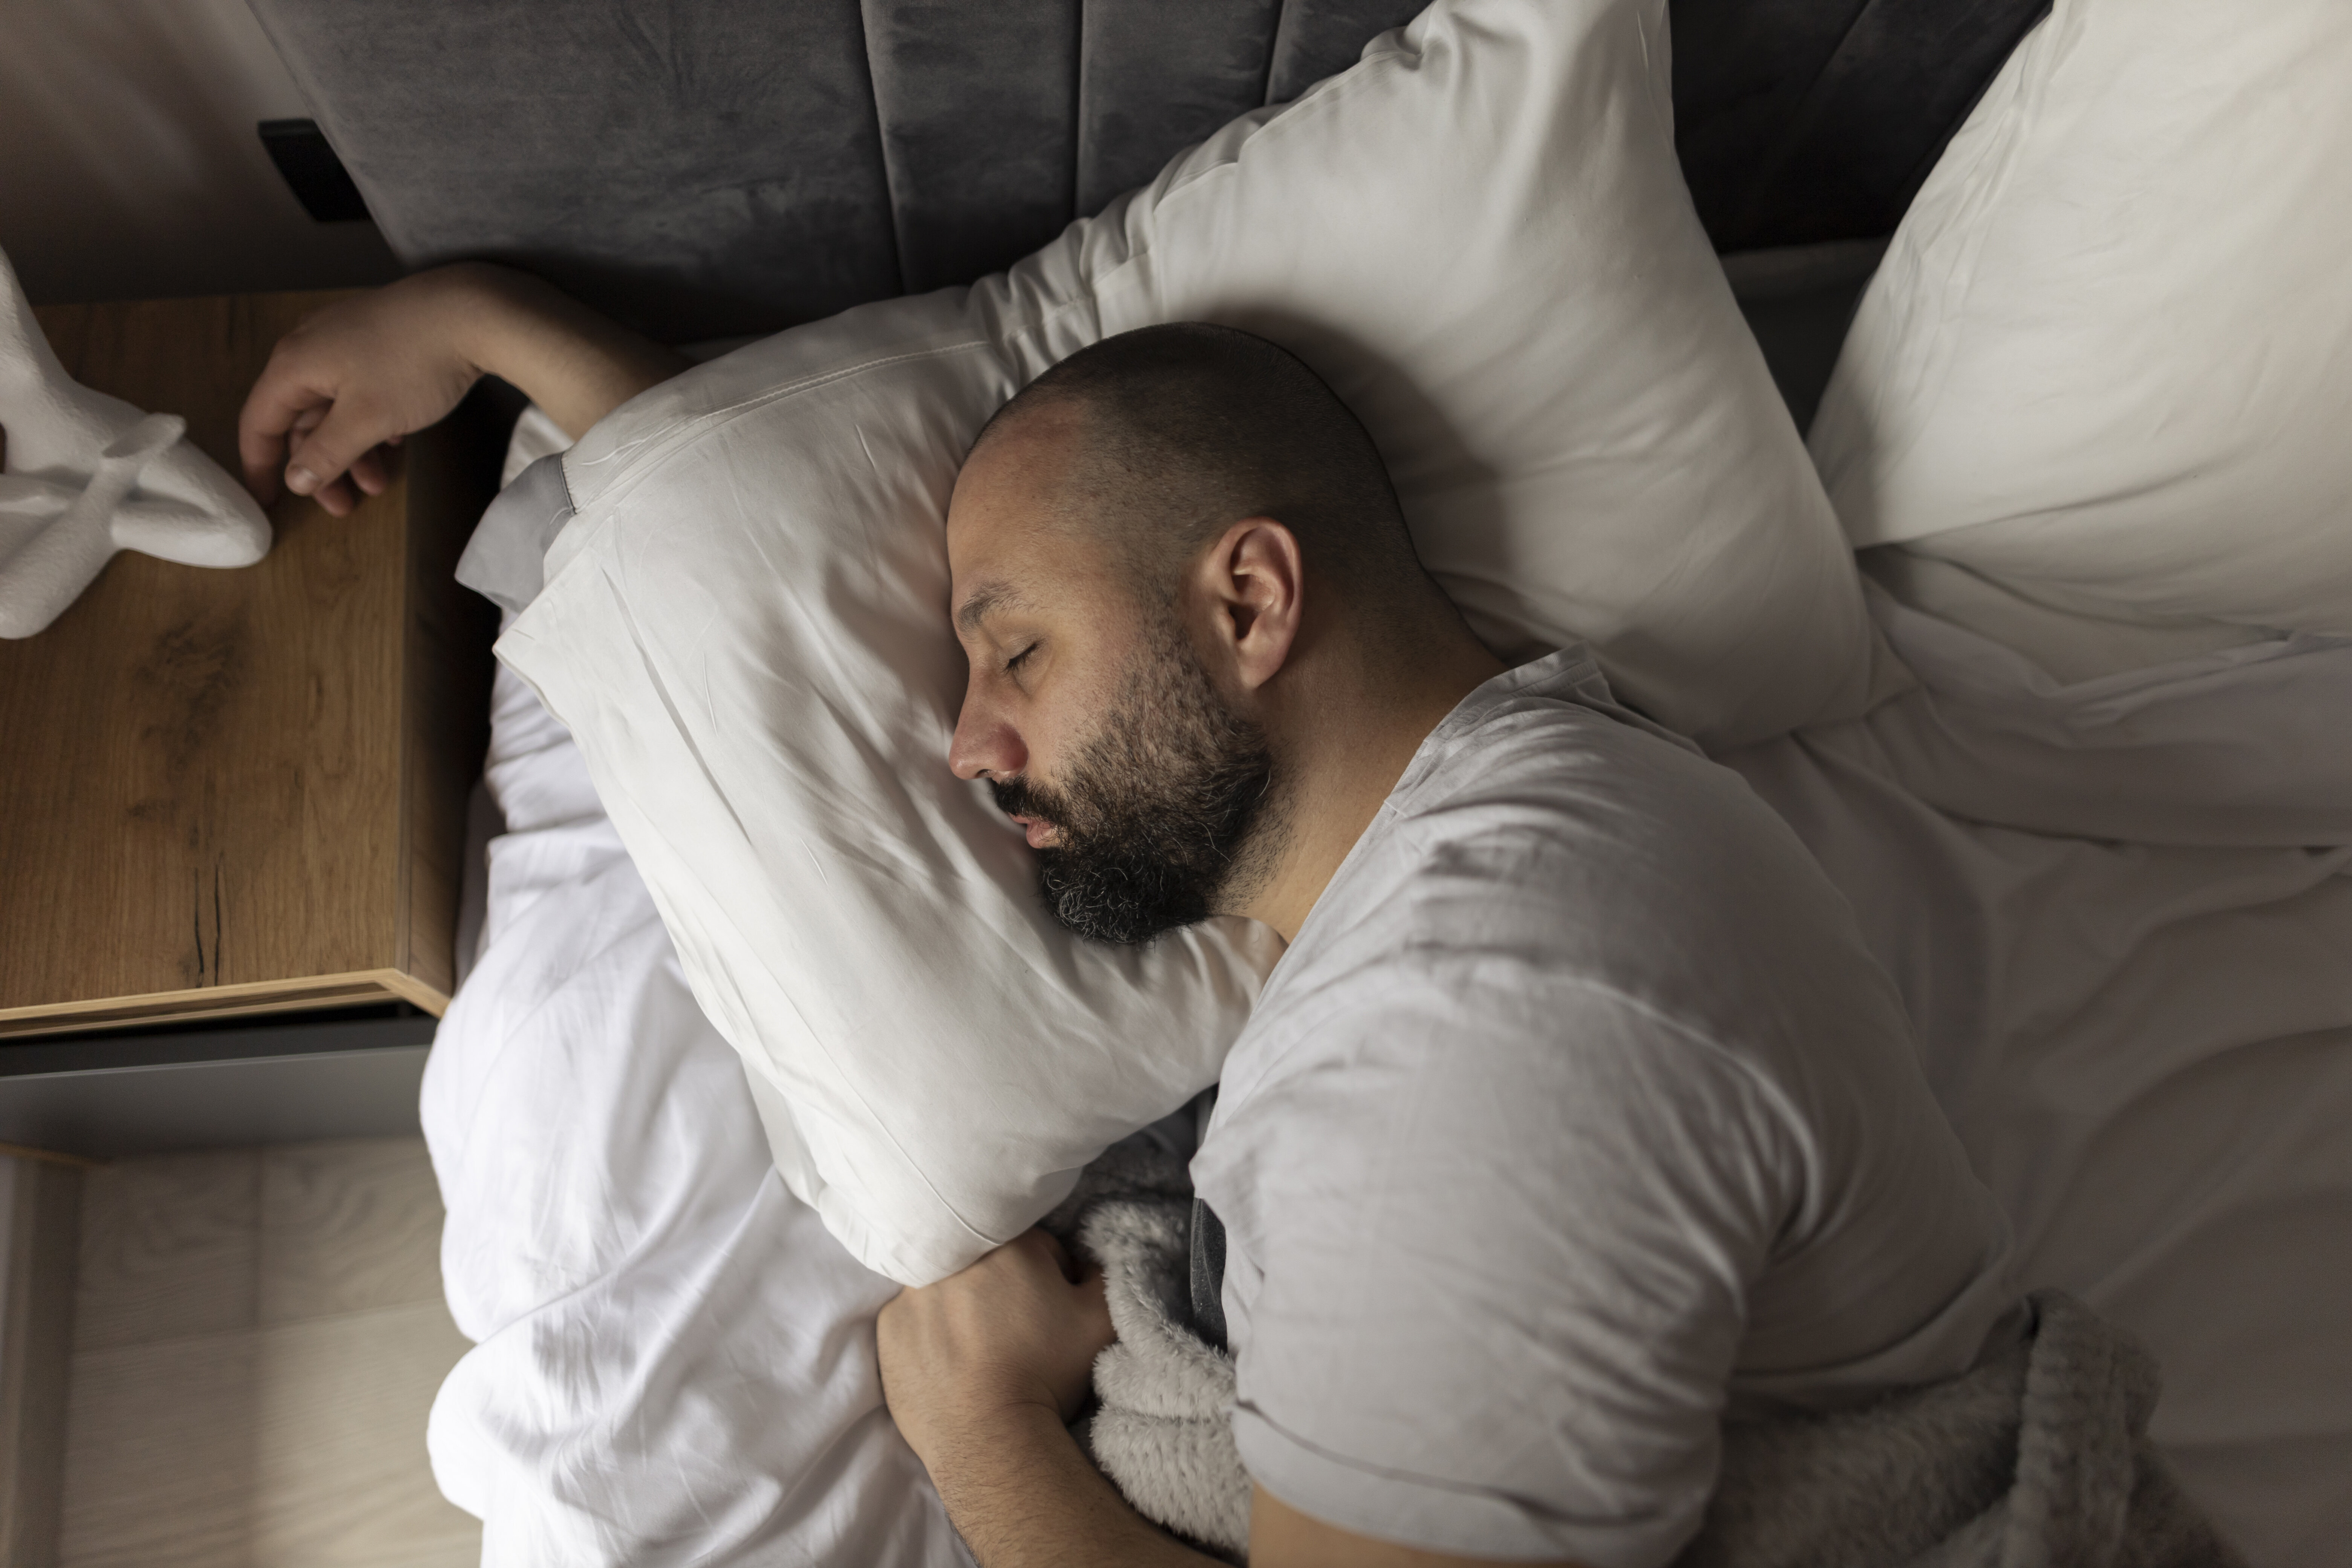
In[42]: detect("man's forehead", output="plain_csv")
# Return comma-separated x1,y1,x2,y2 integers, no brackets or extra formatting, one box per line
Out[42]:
952,578,1034,636
948,427,1115,619
945,477,1061,626
946,416,1057,558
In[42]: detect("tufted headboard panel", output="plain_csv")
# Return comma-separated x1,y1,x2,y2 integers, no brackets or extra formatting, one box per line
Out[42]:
246,0,2045,340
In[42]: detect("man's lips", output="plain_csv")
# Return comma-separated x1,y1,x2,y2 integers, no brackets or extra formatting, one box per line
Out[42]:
1009,814,1058,850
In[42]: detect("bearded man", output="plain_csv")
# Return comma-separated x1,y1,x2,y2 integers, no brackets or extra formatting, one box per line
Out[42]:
882,322,2017,1568
241,268,2017,1568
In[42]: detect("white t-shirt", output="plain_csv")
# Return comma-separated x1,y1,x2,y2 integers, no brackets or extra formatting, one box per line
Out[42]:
1190,649,2016,1568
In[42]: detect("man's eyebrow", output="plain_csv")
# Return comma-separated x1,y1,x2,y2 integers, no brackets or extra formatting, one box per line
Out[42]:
954,582,1028,636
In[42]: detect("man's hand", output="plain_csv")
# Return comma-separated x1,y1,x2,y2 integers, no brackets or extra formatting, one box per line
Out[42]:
239,267,482,515
877,1231,1216,1567
237,261,688,517
877,1230,1113,1467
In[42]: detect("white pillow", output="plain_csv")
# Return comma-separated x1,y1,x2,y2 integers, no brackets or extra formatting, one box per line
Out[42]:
1811,0,2352,637
499,0,1877,1285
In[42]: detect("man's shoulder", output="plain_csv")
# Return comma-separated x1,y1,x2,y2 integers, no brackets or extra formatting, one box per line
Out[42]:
1347,686,1786,938
1239,672,1910,1116
1440,709,1700,809
1252,696,1782,1070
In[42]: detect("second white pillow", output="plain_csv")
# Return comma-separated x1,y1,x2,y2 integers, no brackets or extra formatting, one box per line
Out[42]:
1811,0,2352,640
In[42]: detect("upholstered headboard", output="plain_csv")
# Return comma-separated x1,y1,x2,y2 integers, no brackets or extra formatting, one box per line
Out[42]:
246,0,2044,341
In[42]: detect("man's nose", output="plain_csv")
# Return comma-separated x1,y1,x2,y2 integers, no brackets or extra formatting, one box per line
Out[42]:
949,701,1028,783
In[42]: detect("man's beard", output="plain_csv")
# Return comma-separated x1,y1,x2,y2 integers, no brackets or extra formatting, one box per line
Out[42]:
991,619,1280,945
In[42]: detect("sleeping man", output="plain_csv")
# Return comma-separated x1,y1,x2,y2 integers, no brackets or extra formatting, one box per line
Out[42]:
242,267,2019,1568
883,323,2023,1568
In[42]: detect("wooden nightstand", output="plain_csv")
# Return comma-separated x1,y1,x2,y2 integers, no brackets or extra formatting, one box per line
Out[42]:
0,292,501,1038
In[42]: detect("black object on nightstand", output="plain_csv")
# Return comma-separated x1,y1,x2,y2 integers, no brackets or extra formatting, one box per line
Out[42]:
258,118,371,222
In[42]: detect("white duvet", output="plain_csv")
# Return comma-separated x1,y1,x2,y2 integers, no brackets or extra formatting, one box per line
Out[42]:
423,583,2352,1568
422,666,962,1566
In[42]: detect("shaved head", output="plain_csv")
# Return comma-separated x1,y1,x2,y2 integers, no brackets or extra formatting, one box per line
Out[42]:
946,322,1490,945
972,323,1431,613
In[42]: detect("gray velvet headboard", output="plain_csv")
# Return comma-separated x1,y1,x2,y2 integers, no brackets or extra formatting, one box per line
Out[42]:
247,0,2046,341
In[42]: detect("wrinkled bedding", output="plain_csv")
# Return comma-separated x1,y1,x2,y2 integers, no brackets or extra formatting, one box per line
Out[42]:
1722,595,2352,1566
428,592,2352,1568
422,585,2352,1568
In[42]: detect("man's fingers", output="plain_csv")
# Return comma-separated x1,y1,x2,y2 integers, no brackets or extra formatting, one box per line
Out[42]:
237,388,303,501
1076,1264,1116,1351
1028,1229,1080,1282
1014,1232,1113,1347
311,475,360,518
236,350,335,499
283,424,375,516
348,447,391,497
280,400,388,501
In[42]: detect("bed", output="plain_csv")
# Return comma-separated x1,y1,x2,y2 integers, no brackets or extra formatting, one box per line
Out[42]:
419,356,2352,1568
242,2,2352,1562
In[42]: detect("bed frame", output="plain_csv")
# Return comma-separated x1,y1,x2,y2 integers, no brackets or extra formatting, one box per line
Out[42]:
245,0,2047,341
0,0,2049,1160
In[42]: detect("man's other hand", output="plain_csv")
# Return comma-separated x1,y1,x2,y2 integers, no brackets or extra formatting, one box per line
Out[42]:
238,261,688,519
237,265,497,516
877,1230,1115,1471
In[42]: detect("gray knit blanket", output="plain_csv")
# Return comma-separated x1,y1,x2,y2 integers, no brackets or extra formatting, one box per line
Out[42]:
1044,1125,2243,1568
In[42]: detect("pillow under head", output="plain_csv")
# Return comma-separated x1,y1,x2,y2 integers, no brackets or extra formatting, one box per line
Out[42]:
501,0,1880,1285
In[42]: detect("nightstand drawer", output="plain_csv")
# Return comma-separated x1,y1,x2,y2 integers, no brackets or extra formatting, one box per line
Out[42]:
0,293,500,1037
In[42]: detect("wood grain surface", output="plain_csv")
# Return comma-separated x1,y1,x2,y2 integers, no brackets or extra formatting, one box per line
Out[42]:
0,294,497,1036
59,1139,479,1568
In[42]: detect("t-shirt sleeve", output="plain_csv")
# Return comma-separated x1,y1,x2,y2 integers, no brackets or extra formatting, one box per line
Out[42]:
1206,980,1801,1568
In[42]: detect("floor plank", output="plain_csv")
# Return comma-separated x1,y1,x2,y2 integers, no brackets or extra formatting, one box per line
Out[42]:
58,1138,482,1568
57,1327,261,1568
260,1138,445,1325
72,1148,259,1352
251,1300,480,1568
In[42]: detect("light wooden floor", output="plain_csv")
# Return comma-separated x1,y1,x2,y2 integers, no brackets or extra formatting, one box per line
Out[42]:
57,1138,481,1568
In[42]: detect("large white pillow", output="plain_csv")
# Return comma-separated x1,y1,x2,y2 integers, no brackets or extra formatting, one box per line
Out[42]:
1811,0,2352,637
500,0,1877,1285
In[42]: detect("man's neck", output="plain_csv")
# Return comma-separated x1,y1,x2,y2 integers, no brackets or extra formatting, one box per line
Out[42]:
1229,631,1507,944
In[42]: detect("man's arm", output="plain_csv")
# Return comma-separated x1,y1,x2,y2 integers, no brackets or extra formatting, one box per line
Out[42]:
922,1398,1217,1567
877,1231,1216,1566
878,1232,1579,1568
236,261,689,516
1251,1489,1583,1567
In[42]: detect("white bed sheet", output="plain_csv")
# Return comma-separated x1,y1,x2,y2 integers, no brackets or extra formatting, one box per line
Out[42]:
1723,595,2352,1564
421,518,2351,1565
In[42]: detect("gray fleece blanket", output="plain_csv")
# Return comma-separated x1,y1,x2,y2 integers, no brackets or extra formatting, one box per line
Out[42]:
1044,1129,2242,1568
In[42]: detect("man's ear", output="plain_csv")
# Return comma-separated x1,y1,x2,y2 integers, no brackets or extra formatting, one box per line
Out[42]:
1193,516,1303,694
